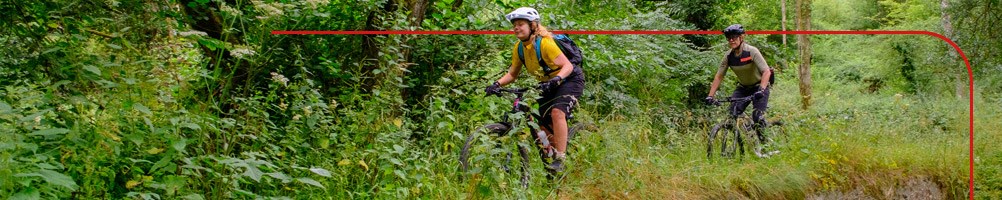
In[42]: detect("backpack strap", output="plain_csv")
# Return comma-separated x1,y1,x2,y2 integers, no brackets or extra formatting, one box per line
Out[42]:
517,40,525,67
533,36,556,74
517,37,556,74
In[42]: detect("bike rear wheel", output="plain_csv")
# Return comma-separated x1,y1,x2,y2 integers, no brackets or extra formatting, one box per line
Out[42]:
567,122,593,142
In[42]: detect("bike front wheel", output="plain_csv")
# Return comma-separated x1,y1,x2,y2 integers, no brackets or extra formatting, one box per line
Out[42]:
708,123,740,158
459,123,509,176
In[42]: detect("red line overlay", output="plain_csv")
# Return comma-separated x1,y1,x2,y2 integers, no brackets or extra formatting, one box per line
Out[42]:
273,29,976,199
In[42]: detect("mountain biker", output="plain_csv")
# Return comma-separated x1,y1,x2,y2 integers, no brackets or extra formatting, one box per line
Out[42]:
484,7,585,173
704,24,774,157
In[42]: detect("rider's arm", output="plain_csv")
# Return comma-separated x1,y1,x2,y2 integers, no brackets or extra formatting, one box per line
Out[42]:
552,53,574,79
707,57,728,97
496,45,525,86
751,48,771,90
497,62,522,86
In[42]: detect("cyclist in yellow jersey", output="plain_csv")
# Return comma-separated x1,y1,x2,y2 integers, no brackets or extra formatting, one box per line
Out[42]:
485,7,585,173
705,24,776,157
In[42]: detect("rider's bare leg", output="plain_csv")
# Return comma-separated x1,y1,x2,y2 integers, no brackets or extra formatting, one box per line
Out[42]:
547,108,568,159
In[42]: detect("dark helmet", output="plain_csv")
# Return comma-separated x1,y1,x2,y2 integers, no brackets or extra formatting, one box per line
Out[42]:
723,24,745,38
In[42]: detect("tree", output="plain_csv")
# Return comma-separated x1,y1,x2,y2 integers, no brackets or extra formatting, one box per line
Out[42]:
940,0,965,99
796,0,813,109
782,0,788,47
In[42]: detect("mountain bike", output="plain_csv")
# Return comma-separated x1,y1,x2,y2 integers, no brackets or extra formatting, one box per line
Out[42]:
458,88,589,188
706,96,779,159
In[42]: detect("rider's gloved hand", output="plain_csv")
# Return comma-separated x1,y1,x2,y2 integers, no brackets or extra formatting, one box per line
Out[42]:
536,76,562,93
753,88,766,99
485,81,502,96
704,96,720,106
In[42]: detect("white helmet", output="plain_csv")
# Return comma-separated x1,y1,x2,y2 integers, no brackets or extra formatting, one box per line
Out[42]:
505,7,540,23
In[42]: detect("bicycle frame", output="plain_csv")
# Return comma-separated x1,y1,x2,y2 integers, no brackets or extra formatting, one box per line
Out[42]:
494,88,550,148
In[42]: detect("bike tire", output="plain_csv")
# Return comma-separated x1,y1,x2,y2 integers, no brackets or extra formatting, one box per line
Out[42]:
459,123,509,177
517,144,531,188
710,123,741,158
708,124,720,159
567,122,593,142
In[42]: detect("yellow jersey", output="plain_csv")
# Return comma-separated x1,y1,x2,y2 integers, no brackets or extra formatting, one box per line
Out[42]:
511,36,564,82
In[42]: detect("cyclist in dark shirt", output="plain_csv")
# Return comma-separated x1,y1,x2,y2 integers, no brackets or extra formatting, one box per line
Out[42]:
705,24,775,157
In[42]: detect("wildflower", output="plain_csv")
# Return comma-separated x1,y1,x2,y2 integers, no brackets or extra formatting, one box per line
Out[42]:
253,1,285,19
303,0,329,9
230,48,256,59
177,30,208,37
220,4,243,16
270,72,289,87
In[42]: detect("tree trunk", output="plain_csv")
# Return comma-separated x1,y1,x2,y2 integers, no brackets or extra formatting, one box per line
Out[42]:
782,0,788,47
406,0,431,27
361,1,398,90
941,0,965,99
797,0,813,110
178,0,246,114
451,0,464,12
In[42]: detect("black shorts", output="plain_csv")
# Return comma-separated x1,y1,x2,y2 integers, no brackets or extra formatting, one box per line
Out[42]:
538,68,585,128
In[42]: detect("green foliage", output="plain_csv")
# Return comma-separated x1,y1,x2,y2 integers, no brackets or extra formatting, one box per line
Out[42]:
0,0,992,199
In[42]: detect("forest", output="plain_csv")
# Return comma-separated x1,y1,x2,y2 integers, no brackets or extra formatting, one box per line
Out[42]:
1,0,1000,199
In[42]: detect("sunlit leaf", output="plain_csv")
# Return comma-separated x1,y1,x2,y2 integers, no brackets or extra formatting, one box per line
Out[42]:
38,169,78,191
133,103,151,115
243,165,264,182
9,187,40,200
172,139,188,153
28,128,69,137
309,168,332,177
147,148,164,155
83,65,101,75
296,177,325,189
181,194,205,200
358,160,369,171
0,101,11,113
266,172,292,183
126,180,142,189
180,123,201,131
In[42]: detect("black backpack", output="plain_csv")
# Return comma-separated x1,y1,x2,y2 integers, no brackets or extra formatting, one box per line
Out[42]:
768,68,776,86
517,34,584,74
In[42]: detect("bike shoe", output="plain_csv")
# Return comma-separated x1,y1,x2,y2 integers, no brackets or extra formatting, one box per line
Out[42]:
546,158,565,173
755,146,781,158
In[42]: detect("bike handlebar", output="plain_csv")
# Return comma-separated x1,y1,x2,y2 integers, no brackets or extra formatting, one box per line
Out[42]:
499,88,530,94
716,96,754,103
